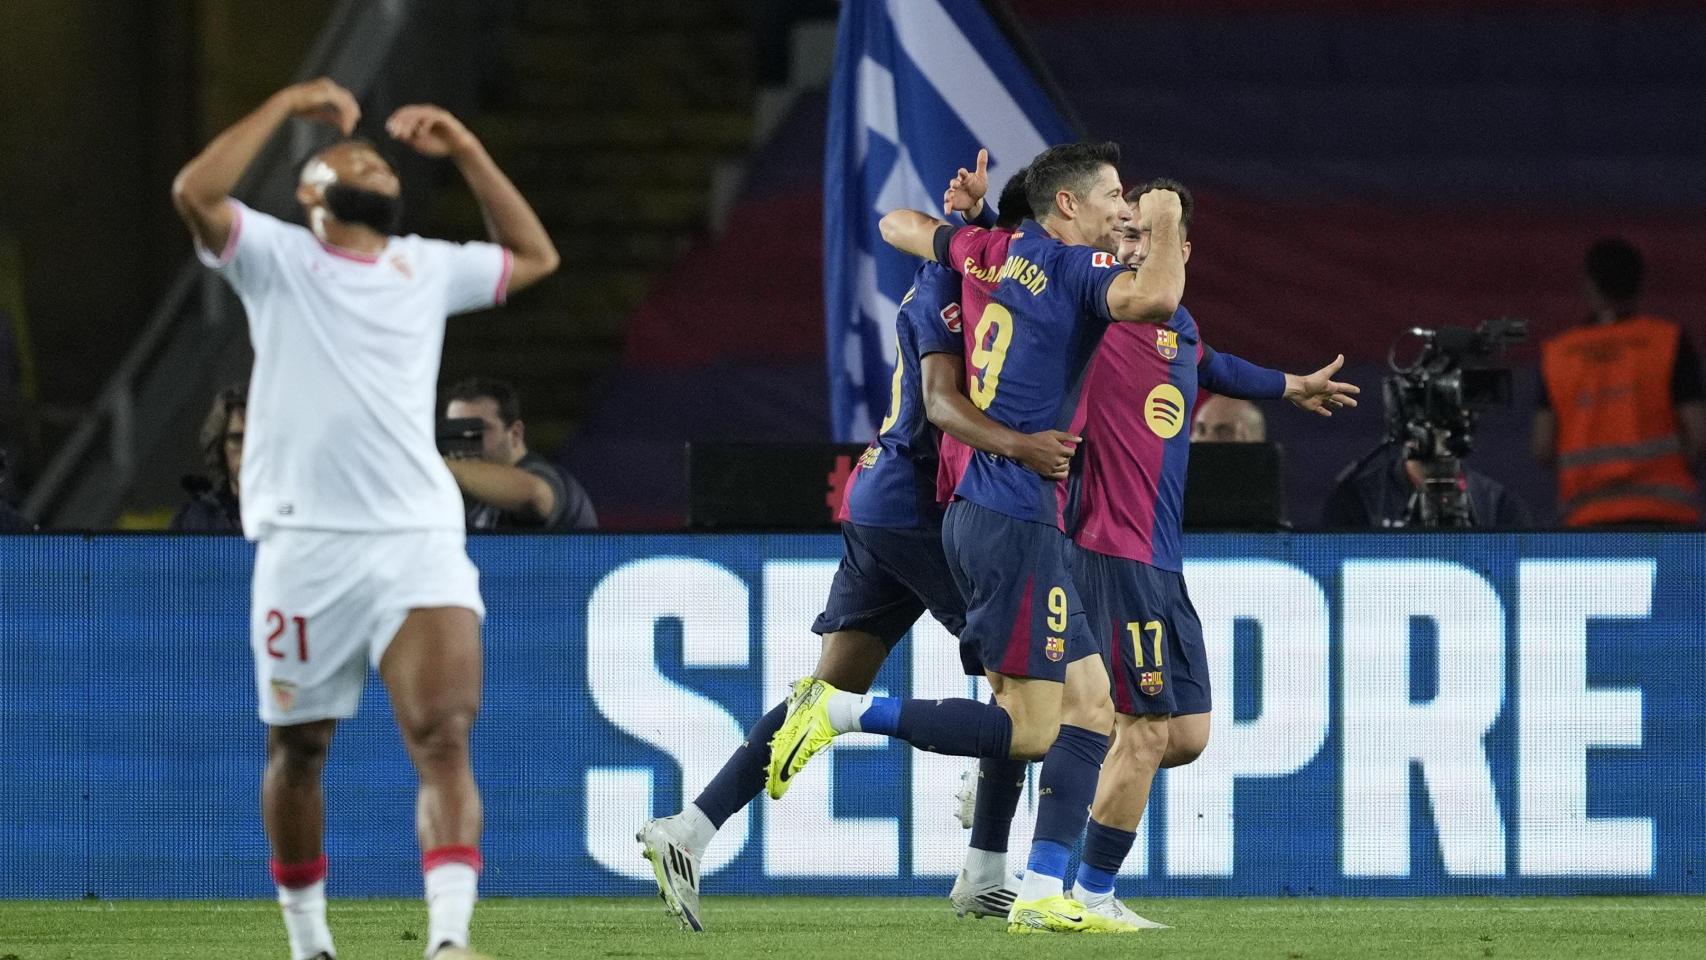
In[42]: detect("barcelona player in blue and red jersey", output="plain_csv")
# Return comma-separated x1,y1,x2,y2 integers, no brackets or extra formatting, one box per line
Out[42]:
769,142,1188,933
1064,179,1359,927
638,258,1071,931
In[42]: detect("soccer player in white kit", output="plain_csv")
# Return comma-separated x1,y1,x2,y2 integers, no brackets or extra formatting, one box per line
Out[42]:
171,77,559,960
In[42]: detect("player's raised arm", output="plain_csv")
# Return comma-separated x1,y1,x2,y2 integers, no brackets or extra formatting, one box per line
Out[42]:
879,209,952,262
921,353,1076,481
172,77,360,254
387,105,560,294
1106,189,1185,324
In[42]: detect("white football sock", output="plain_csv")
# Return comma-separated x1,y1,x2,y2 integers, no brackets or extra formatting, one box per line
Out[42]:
824,691,876,732
1017,868,1065,903
424,863,478,956
679,804,718,854
963,848,1007,888
278,879,335,960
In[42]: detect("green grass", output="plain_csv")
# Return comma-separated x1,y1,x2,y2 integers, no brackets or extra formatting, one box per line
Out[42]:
2,897,1703,960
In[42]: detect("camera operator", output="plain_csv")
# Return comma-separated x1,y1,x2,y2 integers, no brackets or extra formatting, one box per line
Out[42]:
170,386,244,532
1322,440,1528,529
442,377,597,531
1325,319,1531,528
1532,238,1706,527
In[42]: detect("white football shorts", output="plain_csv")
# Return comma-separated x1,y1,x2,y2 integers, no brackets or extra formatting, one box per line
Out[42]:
250,528,484,725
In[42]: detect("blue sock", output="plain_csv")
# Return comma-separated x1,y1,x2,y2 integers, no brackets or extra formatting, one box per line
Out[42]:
1027,838,1070,879
970,757,1028,852
1027,725,1110,878
692,701,787,828
856,697,1012,757
1075,818,1136,895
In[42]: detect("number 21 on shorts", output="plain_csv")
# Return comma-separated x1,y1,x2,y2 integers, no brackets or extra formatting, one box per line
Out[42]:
265,610,309,661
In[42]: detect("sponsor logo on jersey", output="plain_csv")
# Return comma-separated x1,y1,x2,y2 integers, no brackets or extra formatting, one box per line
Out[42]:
1044,636,1066,661
1140,671,1164,696
1145,384,1187,439
940,302,963,334
1156,329,1179,360
1091,252,1117,269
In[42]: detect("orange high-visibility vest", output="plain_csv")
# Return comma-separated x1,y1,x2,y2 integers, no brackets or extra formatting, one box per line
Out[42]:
1540,315,1701,526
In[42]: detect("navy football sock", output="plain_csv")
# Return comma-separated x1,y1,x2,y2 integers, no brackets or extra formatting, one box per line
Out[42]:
890,697,1014,757
970,757,1028,853
1075,818,1136,895
692,701,787,828
1027,725,1110,878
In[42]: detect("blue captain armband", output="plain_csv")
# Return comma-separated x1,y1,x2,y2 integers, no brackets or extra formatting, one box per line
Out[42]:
1199,346,1287,399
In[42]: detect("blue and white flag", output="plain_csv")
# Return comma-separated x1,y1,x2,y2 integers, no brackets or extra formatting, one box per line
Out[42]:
824,0,1076,441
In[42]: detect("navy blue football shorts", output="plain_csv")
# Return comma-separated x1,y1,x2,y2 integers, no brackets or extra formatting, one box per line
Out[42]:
941,499,1095,682
812,523,969,664
1072,545,1211,717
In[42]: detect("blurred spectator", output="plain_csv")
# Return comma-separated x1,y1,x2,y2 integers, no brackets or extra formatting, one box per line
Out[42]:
444,377,596,531
1533,238,1705,527
1191,395,1266,442
1323,441,1530,528
171,386,245,532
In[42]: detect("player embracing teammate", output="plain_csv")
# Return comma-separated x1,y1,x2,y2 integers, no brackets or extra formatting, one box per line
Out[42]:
771,141,1187,932
174,77,558,959
755,141,1356,935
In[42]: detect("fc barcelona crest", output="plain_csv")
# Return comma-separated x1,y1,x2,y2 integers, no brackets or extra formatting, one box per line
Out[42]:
1156,329,1179,360
1044,636,1066,662
1139,671,1164,696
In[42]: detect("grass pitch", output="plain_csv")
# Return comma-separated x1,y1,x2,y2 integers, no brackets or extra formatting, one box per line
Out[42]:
2,897,1701,959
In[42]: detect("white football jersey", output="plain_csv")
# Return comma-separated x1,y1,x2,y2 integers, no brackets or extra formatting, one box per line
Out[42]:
198,200,511,539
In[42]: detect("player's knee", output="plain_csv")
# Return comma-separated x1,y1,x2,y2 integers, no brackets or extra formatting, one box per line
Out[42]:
399,706,474,765
1160,730,1207,768
1061,686,1114,735
267,726,331,778
1112,717,1169,768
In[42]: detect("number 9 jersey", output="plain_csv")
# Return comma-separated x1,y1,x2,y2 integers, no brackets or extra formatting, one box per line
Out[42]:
948,218,1129,528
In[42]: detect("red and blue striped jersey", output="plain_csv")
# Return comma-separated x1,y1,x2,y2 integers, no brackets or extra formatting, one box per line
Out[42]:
839,261,966,528
935,225,1015,504
1070,305,1203,571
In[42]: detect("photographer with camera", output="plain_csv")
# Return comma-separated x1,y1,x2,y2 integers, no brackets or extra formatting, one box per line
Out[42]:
442,377,596,531
1532,238,1705,527
1324,319,1531,528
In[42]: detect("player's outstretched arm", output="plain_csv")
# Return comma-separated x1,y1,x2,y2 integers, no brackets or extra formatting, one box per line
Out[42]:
879,209,949,261
1106,189,1185,325
1282,354,1361,417
387,105,560,294
921,353,1076,481
172,77,360,254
